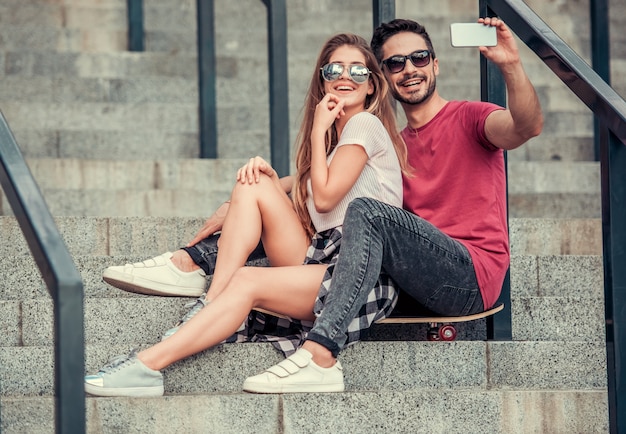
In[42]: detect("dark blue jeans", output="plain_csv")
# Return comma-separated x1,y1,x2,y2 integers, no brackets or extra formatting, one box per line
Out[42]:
306,197,484,357
182,234,267,275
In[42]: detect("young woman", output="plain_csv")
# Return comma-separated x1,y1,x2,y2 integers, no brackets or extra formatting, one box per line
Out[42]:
85,33,410,397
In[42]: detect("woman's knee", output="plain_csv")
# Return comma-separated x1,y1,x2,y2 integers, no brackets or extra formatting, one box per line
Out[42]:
231,173,275,199
224,267,262,300
345,197,386,226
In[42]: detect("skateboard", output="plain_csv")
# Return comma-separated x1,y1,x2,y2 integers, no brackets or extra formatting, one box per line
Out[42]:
376,303,505,341
252,303,504,342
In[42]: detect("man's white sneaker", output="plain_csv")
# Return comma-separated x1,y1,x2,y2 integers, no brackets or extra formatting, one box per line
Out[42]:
103,252,207,297
242,348,344,394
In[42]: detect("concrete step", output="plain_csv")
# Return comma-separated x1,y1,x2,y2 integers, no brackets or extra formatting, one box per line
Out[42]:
0,158,246,216
0,6,606,165
508,217,602,256
0,341,609,432
1,252,604,300
0,2,197,53
18,159,247,190
0,253,603,346
0,188,595,218
1,51,198,79
0,3,126,30
15,128,588,164
0,340,607,397
1,188,235,217
0,76,197,104
509,192,601,218
11,159,596,193
436,82,594,115
0,219,608,434
508,135,595,162
0,216,603,258
507,160,601,218
0,388,608,433
12,130,200,160
1,102,197,133
0,24,128,53
0,159,601,217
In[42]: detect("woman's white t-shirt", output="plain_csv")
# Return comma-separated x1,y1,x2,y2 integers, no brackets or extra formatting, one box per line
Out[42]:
306,111,403,232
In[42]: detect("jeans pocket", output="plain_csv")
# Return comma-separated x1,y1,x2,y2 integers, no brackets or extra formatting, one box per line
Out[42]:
425,285,481,316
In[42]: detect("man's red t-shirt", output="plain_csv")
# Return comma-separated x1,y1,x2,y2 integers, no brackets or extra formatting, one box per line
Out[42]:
401,100,508,309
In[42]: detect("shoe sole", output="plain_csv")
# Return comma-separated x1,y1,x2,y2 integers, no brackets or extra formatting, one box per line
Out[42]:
242,381,344,394
85,382,164,397
102,268,204,297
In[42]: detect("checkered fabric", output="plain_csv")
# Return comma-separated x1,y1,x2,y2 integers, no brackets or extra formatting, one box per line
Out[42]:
222,227,399,356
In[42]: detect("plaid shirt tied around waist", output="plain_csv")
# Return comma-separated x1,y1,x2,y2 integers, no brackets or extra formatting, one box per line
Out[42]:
222,227,399,356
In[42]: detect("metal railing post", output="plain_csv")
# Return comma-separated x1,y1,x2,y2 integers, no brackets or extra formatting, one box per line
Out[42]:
127,0,144,51
601,128,626,434
480,0,512,341
197,0,218,158
486,1,626,431
373,0,395,28
0,112,85,434
373,0,395,112
54,270,86,433
262,0,290,177
591,0,611,162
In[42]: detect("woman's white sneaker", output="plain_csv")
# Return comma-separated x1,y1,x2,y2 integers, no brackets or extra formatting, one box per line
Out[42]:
103,252,207,297
84,350,164,397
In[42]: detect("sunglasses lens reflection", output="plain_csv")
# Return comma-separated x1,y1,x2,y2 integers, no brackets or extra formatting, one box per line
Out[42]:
384,50,430,73
409,52,430,68
349,65,369,83
386,58,406,73
321,64,370,84
322,63,343,81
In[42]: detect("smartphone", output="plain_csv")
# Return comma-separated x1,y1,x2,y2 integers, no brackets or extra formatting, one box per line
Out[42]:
450,23,497,47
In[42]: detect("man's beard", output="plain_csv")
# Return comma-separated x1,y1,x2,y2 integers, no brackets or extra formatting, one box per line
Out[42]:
391,75,436,105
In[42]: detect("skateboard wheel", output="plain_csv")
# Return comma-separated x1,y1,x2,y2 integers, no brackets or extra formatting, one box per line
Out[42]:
439,324,457,341
427,327,441,341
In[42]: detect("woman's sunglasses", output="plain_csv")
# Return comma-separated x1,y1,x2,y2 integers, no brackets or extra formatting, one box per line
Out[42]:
381,50,431,74
320,63,371,84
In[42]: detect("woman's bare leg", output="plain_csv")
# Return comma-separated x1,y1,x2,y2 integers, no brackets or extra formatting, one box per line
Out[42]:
138,264,326,371
205,174,309,301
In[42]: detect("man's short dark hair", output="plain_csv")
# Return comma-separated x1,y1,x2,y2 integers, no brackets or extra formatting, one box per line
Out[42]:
371,19,436,63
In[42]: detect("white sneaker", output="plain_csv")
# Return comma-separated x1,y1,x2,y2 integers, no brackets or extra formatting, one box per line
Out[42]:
242,349,344,394
84,350,164,397
103,252,207,297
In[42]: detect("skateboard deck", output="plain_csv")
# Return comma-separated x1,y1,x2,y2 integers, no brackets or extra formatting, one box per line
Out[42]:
252,303,504,342
376,303,505,341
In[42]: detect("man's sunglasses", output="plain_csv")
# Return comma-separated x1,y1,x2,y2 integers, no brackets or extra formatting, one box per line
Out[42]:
381,50,431,74
320,63,371,84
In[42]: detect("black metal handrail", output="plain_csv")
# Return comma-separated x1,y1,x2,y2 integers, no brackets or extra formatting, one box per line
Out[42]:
126,0,144,51
485,1,626,433
490,0,626,140
0,112,85,433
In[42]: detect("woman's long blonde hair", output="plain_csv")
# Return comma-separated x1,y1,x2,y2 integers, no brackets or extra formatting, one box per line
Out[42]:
292,33,411,237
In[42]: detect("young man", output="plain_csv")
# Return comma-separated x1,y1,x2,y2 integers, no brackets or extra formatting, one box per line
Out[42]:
241,17,543,393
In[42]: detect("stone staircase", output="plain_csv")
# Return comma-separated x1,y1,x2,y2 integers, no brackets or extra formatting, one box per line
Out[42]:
0,0,621,432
